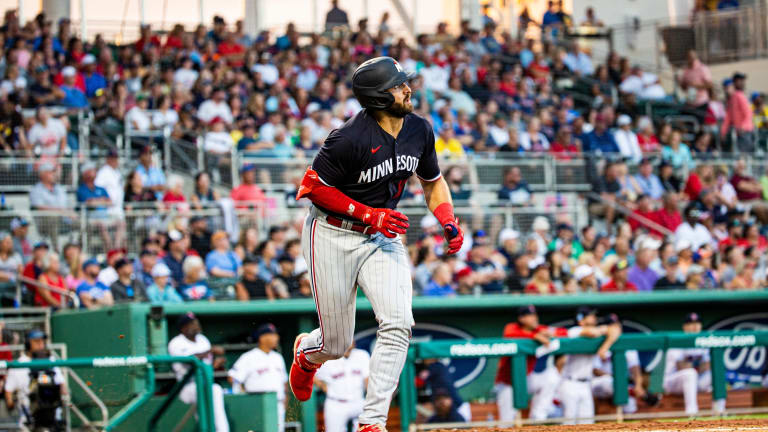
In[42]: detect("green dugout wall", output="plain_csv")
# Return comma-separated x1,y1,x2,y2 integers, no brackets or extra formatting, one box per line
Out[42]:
51,291,768,431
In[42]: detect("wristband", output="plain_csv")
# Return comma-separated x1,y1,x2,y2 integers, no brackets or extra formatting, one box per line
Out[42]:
432,202,456,227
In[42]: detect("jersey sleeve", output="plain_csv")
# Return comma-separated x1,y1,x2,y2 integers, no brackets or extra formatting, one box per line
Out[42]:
416,125,441,182
311,129,354,187
626,350,641,369
567,326,583,338
227,354,249,383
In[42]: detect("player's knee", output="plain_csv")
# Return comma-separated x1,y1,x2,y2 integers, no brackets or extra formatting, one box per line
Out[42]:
377,319,412,351
322,336,352,359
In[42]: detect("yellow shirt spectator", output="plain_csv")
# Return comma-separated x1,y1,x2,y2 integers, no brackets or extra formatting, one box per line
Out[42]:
435,125,466,160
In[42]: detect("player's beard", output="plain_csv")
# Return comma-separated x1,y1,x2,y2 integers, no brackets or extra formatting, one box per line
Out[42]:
385,100,413,118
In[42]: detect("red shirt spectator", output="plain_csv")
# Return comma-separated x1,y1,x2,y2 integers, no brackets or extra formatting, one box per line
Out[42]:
730,160,762,201
651,194,683,236
495,313,568,385
53,70,86,93
218,40,245,68
232,165,267,210
37,272,64,307
721,82,754,138
600,279,638,292
637,134,660,153
550,129,579,160
684,172,704,201
524,281,556,294
601,260,637,292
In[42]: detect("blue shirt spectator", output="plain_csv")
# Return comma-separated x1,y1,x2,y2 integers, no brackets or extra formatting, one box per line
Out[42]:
422,264,455,297
147,283,184,303
564,50,594,76
179,280,212,301
582,129,620,154
135,161,167,200
60,86,89,108
634,159,665,200
83,71,107,98
205,250,241,276
76,279,111,307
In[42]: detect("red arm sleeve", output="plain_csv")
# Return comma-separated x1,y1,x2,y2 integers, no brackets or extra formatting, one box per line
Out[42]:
296,168,373,222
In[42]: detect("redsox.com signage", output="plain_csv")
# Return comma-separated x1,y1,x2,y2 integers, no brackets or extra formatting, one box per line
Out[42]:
709,313,768,385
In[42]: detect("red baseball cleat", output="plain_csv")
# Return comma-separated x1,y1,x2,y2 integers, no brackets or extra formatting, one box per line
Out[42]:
357,424,387,432
289,333,320,402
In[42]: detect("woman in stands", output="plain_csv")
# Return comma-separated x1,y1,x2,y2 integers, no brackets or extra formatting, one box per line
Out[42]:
37,252,64,308
190,172,220,210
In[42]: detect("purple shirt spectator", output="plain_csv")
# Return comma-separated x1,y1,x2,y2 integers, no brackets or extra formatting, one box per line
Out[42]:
627,265,659,292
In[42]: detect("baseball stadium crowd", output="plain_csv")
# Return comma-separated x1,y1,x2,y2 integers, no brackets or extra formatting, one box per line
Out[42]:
0,0,765,311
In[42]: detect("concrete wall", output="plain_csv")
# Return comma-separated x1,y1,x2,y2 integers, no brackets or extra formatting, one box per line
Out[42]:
709,58,768,94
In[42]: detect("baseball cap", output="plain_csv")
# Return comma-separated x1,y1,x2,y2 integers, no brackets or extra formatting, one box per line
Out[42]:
498,228,520,244
517,304,537,317
106,248,126,261
675,239,692,253
617,114,632,126
243,254,259,265
33,241,49,250
611,259,629,273
211,230,228,243
574,265,594,282
81,54,96,65
576,306,598,321
240,163,257,174
38,162,56,172
10,217,29,231
140,249,157,257
733,72,747,80
420,214,439,230
27,329,46,341
527,255,545,270
454,266,472,281
114,257,132,270
532,216,550,231
81,258,100,271
168,229,184,242
473,230,490,246
61,66,76,77
253,323,278,340
151,263,172,278
684,312,701,324
277,254,293,264
177,312,197,329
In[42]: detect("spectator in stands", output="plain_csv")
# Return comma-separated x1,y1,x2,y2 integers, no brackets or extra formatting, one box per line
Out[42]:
601,259,637,292
678,50,712,109
722,72,754,152
10,218,31,263
110,258,146,303
58,66,88,108
497,167,533,206
136,249,157,288
173,58,199,91
619,65,666,100
272,254,302,298
564,43,594,76
423,263,456,297
582,115,618,153
636,117,660,153
164,230,190,287
613,115,642,163
190,172,220,210
81,54,106,98
675,205,715,252
662,130,694,171
0,233,21,306
205,231,241,279
235,254,272,300
189,216,213,258
628,240,659,292
162,175,187,208
574,264,599,292
146,263,183,303
519,117,550,152
22,242,47,300
27,107,67,155
30,162,72,250
179,255,213,301
123,171,157,209
77,162,115,245
468,231,506,293
633,158,664,200
34,251,64,308
525,260,556,294
198,88,233,125
435,123,466,160
135,146,166,199
203,117,235,154
590,161,621,229
231,164,267,210
730,160,768,222
95,148,125,214
98,248,125,287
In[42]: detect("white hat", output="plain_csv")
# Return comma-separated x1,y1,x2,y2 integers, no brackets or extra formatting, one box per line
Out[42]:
574,264,594,282
420,214,439,230
640,237,662,251
617,114,632,126
151,263,171,278
532,216,550,232
675,238,692,253
498,228,520,244
168,229,184,242
527,255,545,270
305,102,321,115
81,54,96,65
61,66,76,77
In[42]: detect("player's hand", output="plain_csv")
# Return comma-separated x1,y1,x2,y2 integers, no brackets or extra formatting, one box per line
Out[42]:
597,346,610,361
211,346,225,356
362,208,409,238
443,219,464,255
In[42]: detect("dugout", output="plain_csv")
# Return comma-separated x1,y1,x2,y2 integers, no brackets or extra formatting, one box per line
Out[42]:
50,290,768,431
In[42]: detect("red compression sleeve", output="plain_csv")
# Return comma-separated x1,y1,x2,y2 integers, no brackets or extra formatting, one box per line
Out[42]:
432,202,456,226
297,168,372,221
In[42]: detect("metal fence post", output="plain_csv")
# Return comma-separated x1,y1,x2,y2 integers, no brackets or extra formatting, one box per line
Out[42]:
163,127,171,171
231,147,240,188
196,136,205,174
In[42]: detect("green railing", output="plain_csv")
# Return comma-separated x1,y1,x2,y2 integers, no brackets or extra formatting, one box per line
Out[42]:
0,355,215,432
399,330,768,429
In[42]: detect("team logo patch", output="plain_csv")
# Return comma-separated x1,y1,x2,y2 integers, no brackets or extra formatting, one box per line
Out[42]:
393,60,403,73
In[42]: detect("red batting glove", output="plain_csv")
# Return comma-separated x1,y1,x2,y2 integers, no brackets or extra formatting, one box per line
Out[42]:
443,219,464,255
433,202,463,255
362,208,409,238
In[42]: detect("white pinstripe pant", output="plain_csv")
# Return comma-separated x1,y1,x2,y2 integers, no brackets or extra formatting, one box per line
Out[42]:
299,207,414,425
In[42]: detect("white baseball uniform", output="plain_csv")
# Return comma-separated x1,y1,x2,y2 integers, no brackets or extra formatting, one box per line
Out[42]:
168,333,230,432
227,347,288,431
591,350,640,413
559,326,597,425
315,348,370,432
298,207,414,425
664,347,725,415
4,353,64,426
495,364,562,422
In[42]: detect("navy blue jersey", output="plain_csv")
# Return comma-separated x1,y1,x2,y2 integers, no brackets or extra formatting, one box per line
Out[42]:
311,109,441,215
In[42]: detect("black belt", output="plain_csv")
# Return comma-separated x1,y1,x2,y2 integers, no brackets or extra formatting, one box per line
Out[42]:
325,216,373,235
566,376,591,383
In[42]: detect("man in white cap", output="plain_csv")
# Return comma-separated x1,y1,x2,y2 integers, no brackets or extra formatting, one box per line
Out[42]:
81,54,106,98
531,216,551,258
58,66,88,108
613,114,642,163
574,265,598,292
674,204,714,251
314,343,371,432
496,228,520,269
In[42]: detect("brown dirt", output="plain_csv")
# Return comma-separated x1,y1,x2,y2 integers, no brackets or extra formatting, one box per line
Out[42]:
427,419,768,431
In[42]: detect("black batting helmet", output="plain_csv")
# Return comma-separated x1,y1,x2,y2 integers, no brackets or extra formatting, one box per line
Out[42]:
352,56,417,110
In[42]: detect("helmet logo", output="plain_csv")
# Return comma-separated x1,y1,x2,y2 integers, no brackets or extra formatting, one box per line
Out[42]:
393,60,403,73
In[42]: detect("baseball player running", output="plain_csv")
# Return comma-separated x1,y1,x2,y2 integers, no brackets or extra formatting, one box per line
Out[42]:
289,56,464,432
559,306,622,425
663,312,726,415
227,323,288,431
495,305,567,422
314,343,370,432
